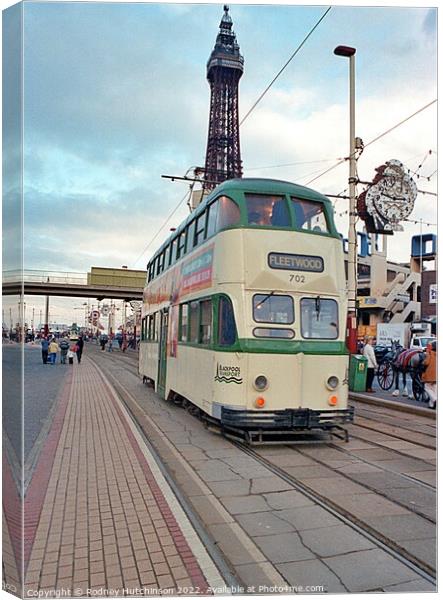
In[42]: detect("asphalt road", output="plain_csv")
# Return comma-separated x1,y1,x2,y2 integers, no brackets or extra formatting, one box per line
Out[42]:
2,342,70,462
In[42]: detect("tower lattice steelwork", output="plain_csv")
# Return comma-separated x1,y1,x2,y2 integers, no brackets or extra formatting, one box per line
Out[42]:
203,5,244,191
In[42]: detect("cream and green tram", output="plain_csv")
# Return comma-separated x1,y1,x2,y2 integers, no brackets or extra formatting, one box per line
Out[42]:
140,178,354,442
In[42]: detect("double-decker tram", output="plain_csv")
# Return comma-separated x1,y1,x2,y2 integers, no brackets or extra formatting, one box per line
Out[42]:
140,178,354,443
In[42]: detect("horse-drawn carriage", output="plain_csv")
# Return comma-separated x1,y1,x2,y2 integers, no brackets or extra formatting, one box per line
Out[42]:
376,344,429,402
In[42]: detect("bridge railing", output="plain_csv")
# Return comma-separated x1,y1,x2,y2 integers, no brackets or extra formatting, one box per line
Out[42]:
3,270,88,285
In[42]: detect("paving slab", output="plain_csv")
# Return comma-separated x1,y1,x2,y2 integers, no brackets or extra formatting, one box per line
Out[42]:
260,452,318,468
337,462,382,474
364,514,436,542
380,486,436,517
400,538,437,570
405,470,436,486
275,558,348,593
220,495,270,515
235,512,293,537
347,448,398,461
283,465,338,479
205,479,251,497
298,524,376,557
324,548,420,592
188,494,234,525
250,477,293,494
253,532,315,564
262,490,314,510
276,506,343,531
300,476,369,497
349,470,422,490
383,578,436,592
327,493,410,518
370,458,435,473
207,523,263,567
234,562,288,591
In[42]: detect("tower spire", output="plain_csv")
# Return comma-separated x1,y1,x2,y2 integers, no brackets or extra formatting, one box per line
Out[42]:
203,5,244,191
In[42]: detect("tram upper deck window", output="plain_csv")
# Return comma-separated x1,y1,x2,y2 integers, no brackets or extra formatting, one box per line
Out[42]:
253,294,294,325
217,196,241,230
300,298,338,339
177,229,187,259
194,212,206,247
206,201,219,238
245,194,290,227
291,198,329,233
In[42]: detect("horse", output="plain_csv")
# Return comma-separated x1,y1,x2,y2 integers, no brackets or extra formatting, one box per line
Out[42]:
392,348,424,397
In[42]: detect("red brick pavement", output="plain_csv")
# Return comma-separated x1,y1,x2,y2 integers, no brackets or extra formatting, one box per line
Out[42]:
22,358,222,596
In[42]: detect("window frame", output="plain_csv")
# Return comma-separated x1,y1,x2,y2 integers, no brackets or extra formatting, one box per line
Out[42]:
300,297,339,340
252,293,295,325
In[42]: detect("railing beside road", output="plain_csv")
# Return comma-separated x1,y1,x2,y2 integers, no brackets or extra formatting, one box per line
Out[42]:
3,270,88,285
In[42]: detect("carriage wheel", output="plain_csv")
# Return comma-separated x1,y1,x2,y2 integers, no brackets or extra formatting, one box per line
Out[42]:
377,361,394,390
412,375,428,403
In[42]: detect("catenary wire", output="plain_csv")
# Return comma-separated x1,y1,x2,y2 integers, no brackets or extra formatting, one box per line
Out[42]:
239,6,332,126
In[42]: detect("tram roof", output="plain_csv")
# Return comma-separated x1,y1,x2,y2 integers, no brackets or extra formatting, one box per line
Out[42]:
153,177,334,259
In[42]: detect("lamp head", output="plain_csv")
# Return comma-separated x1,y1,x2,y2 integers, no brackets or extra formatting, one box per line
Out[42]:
334,45,356,57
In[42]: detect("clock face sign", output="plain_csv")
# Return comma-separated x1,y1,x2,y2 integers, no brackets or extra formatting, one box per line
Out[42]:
365,160,417,232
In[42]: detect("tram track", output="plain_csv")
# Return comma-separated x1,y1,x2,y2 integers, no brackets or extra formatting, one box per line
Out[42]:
347,421,436,451
91,348,436,583
233,443,436,583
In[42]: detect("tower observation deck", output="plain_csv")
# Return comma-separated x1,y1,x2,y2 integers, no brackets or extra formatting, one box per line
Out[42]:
203,5,244,192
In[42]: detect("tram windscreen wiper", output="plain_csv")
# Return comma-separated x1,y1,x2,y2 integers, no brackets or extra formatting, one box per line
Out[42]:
256,291,276,309
315,296,321,320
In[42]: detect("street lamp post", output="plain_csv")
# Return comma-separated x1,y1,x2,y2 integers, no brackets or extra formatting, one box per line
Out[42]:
334,45,358,354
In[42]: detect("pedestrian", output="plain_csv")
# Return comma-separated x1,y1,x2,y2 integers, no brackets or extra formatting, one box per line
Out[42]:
59,338,70,364
362,336,377,393
67,347,75,365
122,335,128,352
99,334,107,351
76,335,84,364
41,336,49,364
107,337,113,352
422,341,437,409
48,338,59,365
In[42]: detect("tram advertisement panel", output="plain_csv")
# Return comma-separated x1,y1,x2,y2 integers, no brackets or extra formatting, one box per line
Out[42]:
144,243,214,308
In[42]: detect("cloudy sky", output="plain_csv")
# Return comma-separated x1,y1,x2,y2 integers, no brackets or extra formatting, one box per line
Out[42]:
2,1,438,326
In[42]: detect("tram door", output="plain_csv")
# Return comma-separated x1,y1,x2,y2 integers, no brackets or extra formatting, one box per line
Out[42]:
157,309,169,398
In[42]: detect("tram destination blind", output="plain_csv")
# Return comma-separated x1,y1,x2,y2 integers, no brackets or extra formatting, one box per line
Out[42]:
268,252,324,272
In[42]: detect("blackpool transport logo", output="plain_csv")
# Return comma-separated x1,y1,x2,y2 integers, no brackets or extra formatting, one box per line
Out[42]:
214,363,243,384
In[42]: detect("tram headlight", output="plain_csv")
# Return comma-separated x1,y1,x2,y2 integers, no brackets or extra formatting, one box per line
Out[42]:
253,375,268,391
326,376,339,390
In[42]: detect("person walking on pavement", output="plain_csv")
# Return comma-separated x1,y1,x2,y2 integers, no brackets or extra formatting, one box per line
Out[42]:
48,338,59,365
363,336,377,393
423,340,437,409
76,335,84,364
59,338,70,364
41,336,49,364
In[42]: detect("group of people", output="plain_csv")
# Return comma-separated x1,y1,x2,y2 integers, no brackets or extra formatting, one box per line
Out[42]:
41,336,84,365
362,335,437,409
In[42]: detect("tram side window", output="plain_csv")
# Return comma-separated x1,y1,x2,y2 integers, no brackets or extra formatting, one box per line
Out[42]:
292,198,329,233
245,194,290,227
200,299,212,345
177,229,187,260
206,200,219,238
141,317,147,341
218,296,237,346
189,301,199,343
253,294,294,324
300,298,338,339
169,238,178,266
179,304,188,342
217,196,241,230
147,313,157,341
194,211,207,247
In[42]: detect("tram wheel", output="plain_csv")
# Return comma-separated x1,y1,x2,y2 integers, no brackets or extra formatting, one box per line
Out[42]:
377,361,394,390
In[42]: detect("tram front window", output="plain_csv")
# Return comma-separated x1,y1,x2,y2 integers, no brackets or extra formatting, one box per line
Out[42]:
301,298,338,339
292,198,329,233
245,194,290,227
253,293,294,324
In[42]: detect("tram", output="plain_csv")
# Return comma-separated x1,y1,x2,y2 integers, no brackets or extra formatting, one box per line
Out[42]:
140,178,354,442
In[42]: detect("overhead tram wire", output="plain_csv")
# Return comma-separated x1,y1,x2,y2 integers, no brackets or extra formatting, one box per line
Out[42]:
131,9,333,268
132,188,190,268
305,99,438,187
239,6,332,127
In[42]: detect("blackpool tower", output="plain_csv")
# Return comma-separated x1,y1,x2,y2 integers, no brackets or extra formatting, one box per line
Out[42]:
203,5,244,191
